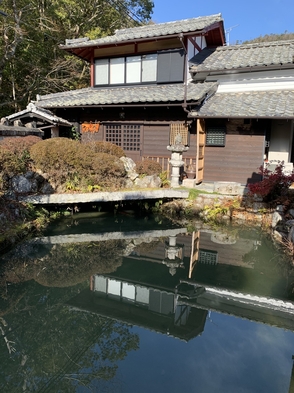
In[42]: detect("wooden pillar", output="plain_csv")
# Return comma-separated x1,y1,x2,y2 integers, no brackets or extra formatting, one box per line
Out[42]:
189,231,200,279
51,126,59,138
196,119,205,184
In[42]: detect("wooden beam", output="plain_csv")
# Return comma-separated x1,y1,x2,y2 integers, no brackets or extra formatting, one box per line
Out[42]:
188,37,202,52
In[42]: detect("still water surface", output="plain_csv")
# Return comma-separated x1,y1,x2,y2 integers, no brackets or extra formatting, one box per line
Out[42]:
1,212,294,392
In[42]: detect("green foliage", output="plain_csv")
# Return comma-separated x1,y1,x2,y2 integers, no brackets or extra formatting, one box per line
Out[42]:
188,188,202,200
135,160,162,176
69,125,80,140
159,170,170,188
0,274,139,391
0,0,154,116
86,140,125,157
203,203,229,222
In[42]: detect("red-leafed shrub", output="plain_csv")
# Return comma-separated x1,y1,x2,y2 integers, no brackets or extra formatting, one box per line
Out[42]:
248,162,294,202
135,160,162,176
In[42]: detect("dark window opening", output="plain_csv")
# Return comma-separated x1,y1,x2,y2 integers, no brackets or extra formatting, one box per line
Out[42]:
206,127,226,147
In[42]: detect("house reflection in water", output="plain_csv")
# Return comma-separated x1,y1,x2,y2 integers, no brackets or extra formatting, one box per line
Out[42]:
86,274,207,341
67,225,294,342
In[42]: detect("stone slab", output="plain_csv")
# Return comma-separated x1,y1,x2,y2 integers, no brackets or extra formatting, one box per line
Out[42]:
182,179,196,188
19,189,190,205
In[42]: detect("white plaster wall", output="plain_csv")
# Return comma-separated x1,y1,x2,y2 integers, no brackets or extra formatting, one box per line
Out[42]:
187,35,207,60
268,120,293,163
207,69,294,93
187,36,207,82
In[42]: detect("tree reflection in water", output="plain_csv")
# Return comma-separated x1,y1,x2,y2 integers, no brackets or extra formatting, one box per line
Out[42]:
0,239,138,392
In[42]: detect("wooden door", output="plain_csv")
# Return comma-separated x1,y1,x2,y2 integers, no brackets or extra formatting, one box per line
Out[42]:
196,119,205,184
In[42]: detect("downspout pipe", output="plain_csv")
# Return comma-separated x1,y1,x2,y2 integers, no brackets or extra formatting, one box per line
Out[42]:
178,33,190,115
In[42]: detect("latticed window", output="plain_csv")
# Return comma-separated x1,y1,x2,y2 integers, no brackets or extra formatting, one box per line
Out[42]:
198,249,218,265
105,124,141,151
206,127,226,146
170,123,189,145
105,124,122,146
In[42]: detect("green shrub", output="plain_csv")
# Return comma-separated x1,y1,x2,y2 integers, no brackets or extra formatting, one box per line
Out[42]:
85,141,125,157
30,138,89,189
30,138,126,192
135,160,162,176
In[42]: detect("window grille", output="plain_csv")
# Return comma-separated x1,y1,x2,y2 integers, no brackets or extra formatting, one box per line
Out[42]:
170,123,189,145
198,249,218,265
105,124,141,151
206,127,226,146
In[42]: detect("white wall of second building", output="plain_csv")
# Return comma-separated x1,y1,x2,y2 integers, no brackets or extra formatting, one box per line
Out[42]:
268,120,293,166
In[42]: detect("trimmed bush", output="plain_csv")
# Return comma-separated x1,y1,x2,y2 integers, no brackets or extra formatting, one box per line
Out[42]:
0,136,41,189
135,160,162,176
0,136,41,154
91,153,126,189
85,141,125,158
30,138,126,192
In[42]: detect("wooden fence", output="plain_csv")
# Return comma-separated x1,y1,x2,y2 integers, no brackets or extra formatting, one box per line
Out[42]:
142,156,196,177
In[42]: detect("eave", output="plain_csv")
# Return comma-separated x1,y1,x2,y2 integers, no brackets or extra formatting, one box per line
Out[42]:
60,23,225,63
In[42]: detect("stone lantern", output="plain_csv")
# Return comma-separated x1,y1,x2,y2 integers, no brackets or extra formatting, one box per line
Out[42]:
162,235,184,276
167,134,189,188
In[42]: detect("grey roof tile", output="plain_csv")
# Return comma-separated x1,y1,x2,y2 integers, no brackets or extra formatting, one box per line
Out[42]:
5,103,72,126
190,40,294,72
34,83,218,108
61,14,223,49
190,90,294,118
0,124,44,136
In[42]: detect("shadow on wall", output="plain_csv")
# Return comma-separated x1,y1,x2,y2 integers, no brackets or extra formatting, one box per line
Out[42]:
247,172,262,185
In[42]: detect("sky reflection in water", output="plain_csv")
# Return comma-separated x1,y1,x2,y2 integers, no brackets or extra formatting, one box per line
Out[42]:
118,314,294,393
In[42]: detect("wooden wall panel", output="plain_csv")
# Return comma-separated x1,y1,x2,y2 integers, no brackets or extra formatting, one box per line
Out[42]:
198,232,255,268
142,125,170,157
81,125,103,143
203,133,265,185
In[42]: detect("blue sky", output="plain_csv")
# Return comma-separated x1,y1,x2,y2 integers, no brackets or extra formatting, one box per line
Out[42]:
151,0,294,44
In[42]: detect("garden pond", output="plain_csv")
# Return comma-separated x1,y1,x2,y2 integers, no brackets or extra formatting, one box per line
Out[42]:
1,210,294,392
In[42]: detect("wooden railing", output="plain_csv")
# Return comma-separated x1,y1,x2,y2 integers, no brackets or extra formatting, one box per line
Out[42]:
142,156,197,177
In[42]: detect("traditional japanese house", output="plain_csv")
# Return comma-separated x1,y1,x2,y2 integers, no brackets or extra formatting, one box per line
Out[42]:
188,40,294,184
12,15,294,186
31,14,226,183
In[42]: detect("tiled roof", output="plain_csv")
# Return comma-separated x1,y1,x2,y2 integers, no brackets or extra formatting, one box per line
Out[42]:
0,124,44,136
5,103,72,126
189,90,294,118
61,14,223,49
34,83,218,108
189,40,294,72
